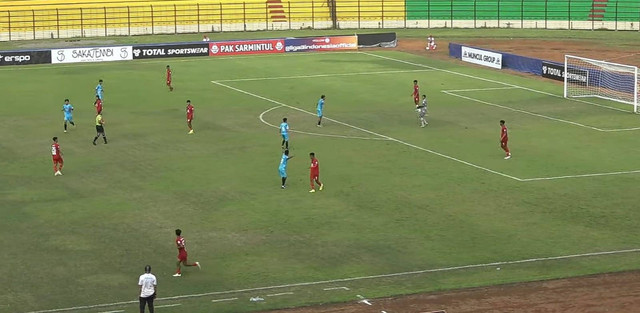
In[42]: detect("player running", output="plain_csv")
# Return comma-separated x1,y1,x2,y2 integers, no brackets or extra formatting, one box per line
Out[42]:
280,117,290,149
95,79,104,100
309,152,323,193
94,96,102,114
173,229,200,277
417,94,428,127
186,100,194,134
411,80,420,106
93,113,107,145
51,137,64,176
166,65,174,91
500,120,511,159
62,99,75,133
279,149,293,189
316,95,325,127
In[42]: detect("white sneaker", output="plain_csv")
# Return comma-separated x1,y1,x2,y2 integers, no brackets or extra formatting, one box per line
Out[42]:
504,155,511,160
55,171,62,176
172,273,181,277
64,130,67,133
195,262,201,270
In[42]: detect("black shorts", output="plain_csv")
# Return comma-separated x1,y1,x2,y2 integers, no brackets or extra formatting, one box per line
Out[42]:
96,125,104,133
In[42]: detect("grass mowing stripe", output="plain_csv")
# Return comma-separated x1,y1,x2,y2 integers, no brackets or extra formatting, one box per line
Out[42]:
211,80,524,181
27,248,640,313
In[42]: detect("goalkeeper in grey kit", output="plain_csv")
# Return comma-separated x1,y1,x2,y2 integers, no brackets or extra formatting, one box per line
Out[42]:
416,94,428,127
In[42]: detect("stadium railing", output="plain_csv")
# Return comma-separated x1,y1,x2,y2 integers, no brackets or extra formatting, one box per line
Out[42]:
0,0,639,41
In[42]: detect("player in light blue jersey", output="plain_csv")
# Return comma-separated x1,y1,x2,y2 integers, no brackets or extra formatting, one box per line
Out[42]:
278,149,293,189
316,95,325,127
279,117,290,150
62,99,75,133
95,79,104,100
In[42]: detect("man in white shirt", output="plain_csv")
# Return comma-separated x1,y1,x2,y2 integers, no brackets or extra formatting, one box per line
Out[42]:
138,265,157,313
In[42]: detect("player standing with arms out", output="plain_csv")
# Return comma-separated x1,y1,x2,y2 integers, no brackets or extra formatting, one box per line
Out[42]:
279,149,293,189
411,80,420,106
62,99,75,133
186,100,194,134
280,118,290,149
95,79,104,100
173,229,200,277
51,137,64,176
316,95,325,127
500,120,511,159
93,113,107,145
94,95,103,114
308,152,323,193
166,65,174,91
417,94,428,127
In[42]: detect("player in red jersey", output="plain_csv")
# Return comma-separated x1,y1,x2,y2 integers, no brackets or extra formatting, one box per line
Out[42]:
166,65,174,91
500,120,511,159
411,80,420,106
186,100,194,134
94,96,102,114
309,152,323,193
173,229,200,277
51,137,64,176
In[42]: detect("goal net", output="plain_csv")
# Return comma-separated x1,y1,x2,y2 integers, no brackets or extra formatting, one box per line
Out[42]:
564,55,639,112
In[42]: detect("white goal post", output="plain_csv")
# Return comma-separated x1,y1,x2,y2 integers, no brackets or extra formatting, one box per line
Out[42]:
564,55,639,113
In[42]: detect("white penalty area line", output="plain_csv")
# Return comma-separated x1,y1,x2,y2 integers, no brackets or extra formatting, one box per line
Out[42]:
359,52,630,114
443,89,640,132
212,80,522,182
266,292,294,297
154,303,182,308
211,297,238,303
26,248,640,313
324,286,350,291
442,90,604,132
259,105,389,141
219,81,640,182
522,169,640,182
215,69,434,82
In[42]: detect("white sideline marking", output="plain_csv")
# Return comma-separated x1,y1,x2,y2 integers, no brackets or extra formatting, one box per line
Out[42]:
25,248,640,313
259,105,390,141
212,80,523,182
97,311,123,313
155,303,181,308
323,286,350,291
0,51,360,71
522,169,640,181
211,297,238,303
266,292,294,297
216,69,434,82
360,52,630,113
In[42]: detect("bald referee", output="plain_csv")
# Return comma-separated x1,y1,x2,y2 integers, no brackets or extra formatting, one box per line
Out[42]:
138,265,157,313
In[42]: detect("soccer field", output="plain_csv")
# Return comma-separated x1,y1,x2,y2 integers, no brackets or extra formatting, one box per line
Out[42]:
2,46,640,313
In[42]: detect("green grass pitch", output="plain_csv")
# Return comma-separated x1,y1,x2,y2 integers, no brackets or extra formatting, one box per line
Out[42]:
2,35,640,313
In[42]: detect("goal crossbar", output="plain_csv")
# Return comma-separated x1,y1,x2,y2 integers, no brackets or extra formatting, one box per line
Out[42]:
564,55,639,112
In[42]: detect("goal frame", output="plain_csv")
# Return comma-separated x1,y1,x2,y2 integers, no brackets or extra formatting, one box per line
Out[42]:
564,55,639,113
